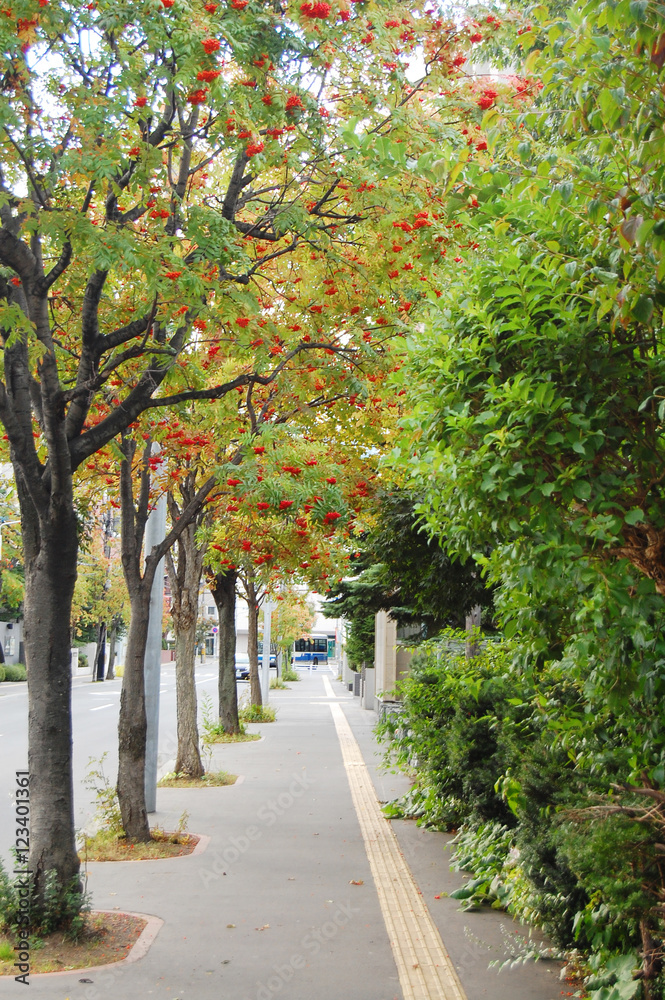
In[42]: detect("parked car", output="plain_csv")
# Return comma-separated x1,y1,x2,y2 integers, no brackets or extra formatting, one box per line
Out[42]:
235,653,250,680
234,652,277,679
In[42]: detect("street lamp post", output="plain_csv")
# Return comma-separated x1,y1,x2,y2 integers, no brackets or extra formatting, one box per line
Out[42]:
260,599,276,704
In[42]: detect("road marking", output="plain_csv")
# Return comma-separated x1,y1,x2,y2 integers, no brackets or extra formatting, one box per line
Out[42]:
90,703,114,712
329,701,467,1000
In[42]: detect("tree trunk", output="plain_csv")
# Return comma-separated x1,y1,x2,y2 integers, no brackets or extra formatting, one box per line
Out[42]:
23,503,81,903
117,583,152,841
93,620,106,681
465,604,482,659
105,618,117,680
210,569,240,735
166,490,207,778
246,577,262,706
174,615,202,777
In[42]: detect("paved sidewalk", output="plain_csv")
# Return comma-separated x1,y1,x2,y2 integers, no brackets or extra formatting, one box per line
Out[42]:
0,670,564,1000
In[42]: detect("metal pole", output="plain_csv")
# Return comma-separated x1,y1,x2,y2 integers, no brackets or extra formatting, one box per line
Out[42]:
261,599,276,704
144,483,167,814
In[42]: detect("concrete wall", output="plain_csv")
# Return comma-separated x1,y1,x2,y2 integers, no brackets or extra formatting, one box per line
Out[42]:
373,610,412,712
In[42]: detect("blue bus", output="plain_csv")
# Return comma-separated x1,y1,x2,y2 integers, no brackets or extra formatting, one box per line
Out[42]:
292,634,336,668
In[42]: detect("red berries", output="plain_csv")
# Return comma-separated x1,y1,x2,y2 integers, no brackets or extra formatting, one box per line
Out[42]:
187,89,209,105
202,38,221,53
197,69,221,82
300,1,330,18
477,88,497,110
245,141,264,158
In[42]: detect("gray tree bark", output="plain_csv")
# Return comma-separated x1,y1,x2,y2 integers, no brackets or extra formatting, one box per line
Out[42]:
210,568,240,734
23,496,80,902
117,581,152,841
166,479,207,779
241,568,262,706
105,617,118,680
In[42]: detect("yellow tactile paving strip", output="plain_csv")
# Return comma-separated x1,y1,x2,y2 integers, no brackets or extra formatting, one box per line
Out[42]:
329,701,468,1000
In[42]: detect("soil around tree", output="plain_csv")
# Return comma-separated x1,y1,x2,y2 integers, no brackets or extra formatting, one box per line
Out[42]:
0,911,147,975
80,830,200,861
158,770,237,787
205,730,262,744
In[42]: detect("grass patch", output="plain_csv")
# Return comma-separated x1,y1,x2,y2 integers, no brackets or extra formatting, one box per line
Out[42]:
270,677,289,690
281,666,300,682
203,725,262,744
239,704,276,723
79,828,198,862
0,912,146,975
158,770,237,788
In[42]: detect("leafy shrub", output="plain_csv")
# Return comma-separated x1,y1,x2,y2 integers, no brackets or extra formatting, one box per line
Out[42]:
0,858,89,940
376,631,664,987
281,664,300,682
0,664,5,683
450,822,515,911
239,704,276,724
3,664,26,681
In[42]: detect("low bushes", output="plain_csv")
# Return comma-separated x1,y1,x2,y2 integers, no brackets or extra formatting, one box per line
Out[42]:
377,632,664,998
0,663,26,682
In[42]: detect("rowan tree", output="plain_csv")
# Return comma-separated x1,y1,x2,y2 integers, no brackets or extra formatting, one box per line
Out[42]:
0,0,508,916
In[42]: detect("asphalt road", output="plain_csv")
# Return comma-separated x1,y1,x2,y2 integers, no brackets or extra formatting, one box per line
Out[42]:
0,659,224,867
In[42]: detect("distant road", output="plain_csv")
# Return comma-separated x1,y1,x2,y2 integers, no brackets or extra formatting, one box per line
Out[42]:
0,660,223,866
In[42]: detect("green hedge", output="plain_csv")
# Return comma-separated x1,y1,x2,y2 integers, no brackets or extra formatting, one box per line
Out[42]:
377,632,661,994
2,664,26,682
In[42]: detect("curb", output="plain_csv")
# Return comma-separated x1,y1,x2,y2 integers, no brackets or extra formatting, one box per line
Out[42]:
27,910,164,978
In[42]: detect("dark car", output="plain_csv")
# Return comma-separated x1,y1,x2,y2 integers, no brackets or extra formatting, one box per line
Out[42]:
235,653,250,680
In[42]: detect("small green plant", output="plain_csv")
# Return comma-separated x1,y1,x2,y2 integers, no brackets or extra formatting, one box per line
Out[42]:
83,753,124,836
281,665,300,682
175,809,189,837
0,858,90,940
270,677,289,690
239,703,276,724
449,822,515,911
200,692,246,740
0,939,14,961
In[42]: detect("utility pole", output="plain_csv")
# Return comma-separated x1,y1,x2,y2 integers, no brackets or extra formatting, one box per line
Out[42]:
261,599,276,704
144,462,167,814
